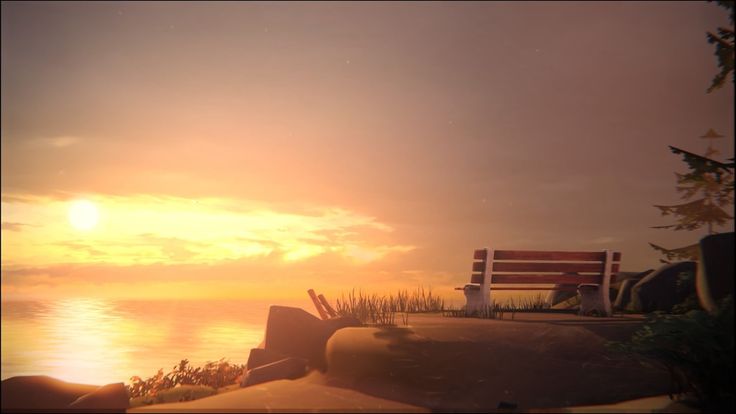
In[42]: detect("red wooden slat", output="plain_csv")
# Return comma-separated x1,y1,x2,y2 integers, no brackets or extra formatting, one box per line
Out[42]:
492,262,619,273
473,249,488,260
493,250,621,262
489,286,580,291
472,261,487,272
470,273,485,284
490,273,602,284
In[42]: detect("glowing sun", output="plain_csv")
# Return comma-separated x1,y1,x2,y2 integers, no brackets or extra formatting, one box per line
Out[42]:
68,200,99,231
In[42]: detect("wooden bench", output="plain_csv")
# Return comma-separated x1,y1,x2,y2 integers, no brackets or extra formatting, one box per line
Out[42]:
456,248,621,316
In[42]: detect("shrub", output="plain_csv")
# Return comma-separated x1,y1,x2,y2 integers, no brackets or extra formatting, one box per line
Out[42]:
127,358,246,399
606,296,734,411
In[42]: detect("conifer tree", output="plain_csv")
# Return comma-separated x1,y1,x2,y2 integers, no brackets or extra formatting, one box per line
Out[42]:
650,137,734,262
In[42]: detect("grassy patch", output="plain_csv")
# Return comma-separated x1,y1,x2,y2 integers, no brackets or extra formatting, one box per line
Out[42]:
334,286,445,326
444,294,551,320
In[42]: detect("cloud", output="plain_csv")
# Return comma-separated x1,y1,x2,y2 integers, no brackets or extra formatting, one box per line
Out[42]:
1,193,415,267
1,222,30,231
26,136,82,149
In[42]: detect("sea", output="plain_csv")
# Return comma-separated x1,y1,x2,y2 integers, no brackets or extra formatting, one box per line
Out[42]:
1,298,316,386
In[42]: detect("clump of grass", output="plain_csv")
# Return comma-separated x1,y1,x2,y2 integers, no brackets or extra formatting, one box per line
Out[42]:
444,294,551,320
504,293,549,312
335,286,445,326
127,358,246,399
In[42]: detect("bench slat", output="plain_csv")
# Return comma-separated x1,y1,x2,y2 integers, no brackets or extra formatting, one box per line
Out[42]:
492,262,620,273
490,273,602,284
473,249,488,260
470,273,485,284
494,250,621,262
489,286,580,291
472,261,487,272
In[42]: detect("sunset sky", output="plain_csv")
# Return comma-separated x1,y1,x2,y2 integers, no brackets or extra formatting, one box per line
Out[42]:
1,1,734,302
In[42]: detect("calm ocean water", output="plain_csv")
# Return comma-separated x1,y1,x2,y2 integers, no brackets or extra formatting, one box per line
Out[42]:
1,298,315,385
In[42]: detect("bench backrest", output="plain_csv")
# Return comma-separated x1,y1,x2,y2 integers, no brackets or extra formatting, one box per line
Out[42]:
470,249,621,290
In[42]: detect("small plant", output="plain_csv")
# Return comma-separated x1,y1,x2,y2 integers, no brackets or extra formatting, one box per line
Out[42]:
127,358,246,399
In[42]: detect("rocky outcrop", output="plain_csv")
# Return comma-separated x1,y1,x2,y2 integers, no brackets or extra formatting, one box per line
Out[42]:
612,269,654,310
239,306,362,388
626,262,697,313
262,306,361,371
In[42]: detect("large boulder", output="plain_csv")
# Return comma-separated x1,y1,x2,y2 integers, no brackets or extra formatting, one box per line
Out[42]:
612,269,654,310
545,286,577,307
263,306,360,370
697,232,735,313
626,262,697,313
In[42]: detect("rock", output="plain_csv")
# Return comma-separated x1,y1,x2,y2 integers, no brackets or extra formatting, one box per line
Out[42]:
545,285,577,307
263,306,361,370
1,375,98,410
324,315,362,332
67,382,130,412
627,262,697,313
240,357,308,387
551,294,580,310
247,348,289,370
697,232,735,313
613,269,654,310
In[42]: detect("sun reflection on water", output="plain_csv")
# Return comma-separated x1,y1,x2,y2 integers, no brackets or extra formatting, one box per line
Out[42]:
1,299,268,385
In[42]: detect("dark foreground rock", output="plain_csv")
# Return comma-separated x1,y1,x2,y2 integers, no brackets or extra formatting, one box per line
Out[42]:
1,375,129,412
627,261,697,313
246,348,288,370
241,357,308,387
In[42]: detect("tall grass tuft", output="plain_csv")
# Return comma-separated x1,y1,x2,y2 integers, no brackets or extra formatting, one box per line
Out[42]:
443,293,551,320
335,286,444,326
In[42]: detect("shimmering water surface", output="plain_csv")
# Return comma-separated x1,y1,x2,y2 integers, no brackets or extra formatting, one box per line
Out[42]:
1,298,314,385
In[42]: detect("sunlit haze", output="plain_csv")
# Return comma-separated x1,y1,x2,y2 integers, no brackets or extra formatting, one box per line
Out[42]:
2,1,734,303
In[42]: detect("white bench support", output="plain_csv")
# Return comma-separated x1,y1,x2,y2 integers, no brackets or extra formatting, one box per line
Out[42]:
578,250,614,316
462,248,491,315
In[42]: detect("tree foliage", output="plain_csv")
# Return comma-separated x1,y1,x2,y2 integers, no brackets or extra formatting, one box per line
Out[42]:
650,145,734,262
706,1,735,93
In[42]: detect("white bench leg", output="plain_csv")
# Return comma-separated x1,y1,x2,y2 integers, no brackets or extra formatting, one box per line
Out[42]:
463,287,484,315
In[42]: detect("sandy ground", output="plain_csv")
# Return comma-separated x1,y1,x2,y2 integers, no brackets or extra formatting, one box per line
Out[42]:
130,312,674,413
